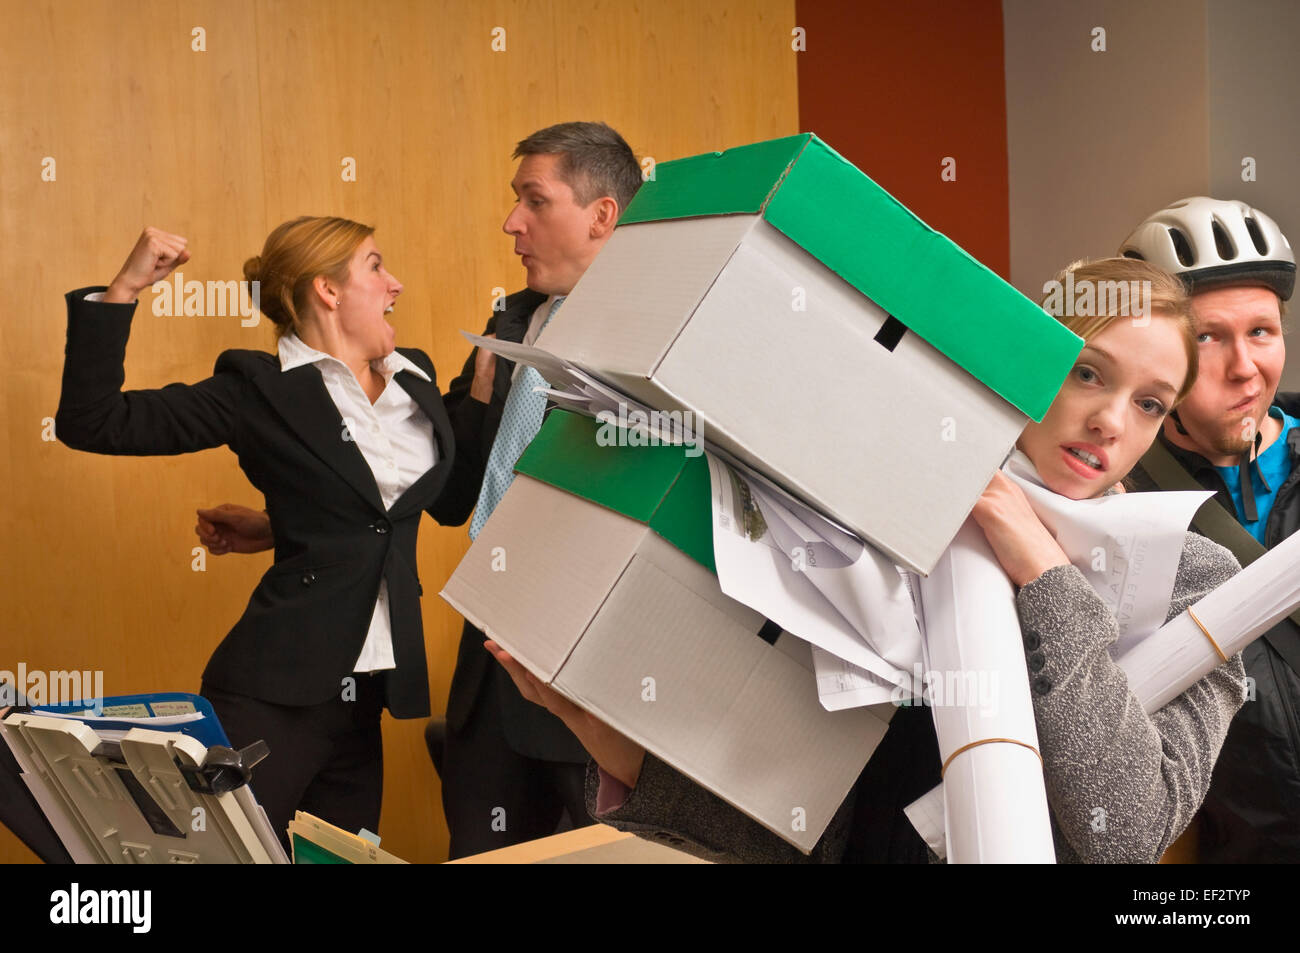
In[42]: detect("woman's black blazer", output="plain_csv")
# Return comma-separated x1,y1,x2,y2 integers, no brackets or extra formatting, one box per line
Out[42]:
55,287,469,718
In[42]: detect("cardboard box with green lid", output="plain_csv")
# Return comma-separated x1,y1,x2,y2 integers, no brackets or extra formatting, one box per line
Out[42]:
535,133,1082,575
441,410,893,853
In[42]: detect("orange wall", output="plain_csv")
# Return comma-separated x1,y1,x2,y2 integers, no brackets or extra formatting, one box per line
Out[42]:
796,0,1009,277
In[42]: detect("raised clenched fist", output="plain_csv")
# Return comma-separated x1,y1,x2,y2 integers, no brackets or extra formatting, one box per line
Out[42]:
104,227,191,303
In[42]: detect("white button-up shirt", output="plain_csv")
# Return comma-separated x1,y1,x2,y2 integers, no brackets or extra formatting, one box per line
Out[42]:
278,333,437,673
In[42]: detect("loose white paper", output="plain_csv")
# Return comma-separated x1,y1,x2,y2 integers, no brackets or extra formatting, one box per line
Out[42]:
468,331,704,453
20,710,204,727
811,647,903,710
705,452,922,699
1003,451,1212,655
461,332,587,393
902,782,947,860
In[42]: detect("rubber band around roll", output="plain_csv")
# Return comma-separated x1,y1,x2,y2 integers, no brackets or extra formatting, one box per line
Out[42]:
940,737,1043,777
1187,607,1229,663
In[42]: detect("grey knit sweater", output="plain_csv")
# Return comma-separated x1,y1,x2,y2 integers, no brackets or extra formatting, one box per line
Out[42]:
585,531,1247,863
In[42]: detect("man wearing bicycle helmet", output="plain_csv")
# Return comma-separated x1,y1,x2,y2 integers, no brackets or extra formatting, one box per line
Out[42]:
1120,197,1300,862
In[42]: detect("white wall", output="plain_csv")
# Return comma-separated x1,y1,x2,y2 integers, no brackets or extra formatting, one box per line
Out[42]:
1003,0,1209,298
1208,0,1300,392
1005,0,1300,394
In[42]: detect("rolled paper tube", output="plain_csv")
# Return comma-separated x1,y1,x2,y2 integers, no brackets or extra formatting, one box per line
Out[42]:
918,518,1056,864
1117,528,1300,712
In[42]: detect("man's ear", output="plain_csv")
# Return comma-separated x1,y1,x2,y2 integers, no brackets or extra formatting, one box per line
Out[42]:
589,196,620,240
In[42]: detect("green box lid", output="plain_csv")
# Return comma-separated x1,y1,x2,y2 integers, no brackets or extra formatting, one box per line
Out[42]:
514,410,715,573
620,133,1082,422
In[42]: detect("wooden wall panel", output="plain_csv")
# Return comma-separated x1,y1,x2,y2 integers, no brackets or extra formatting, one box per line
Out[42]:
0,0,796,863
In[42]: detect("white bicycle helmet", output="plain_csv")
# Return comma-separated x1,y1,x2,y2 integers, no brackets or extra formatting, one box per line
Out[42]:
1118,196,1295,300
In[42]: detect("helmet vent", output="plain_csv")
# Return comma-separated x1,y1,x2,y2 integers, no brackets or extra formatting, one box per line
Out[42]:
1122,249,1145,261
1212,220,1236,260
1244,216,1269,255
1169,227,1195,267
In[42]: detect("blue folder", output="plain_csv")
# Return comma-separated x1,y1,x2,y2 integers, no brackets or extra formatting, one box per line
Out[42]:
28,691,231,749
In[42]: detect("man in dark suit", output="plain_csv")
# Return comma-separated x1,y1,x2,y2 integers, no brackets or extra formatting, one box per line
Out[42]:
433,121,643,857
199,123,643,858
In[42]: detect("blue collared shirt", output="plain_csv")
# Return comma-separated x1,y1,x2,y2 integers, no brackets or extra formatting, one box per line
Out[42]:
1215,406,1299,543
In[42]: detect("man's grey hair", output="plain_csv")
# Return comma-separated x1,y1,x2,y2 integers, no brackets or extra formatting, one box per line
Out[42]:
514,121,642,215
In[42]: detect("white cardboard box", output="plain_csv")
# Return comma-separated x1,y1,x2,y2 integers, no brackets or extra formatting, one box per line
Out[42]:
536,134,1081,574
441,413,893,852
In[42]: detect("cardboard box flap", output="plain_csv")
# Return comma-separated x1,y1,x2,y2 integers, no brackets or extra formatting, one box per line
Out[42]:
537,213,759,382
516,410,715,572
619,133,1082,422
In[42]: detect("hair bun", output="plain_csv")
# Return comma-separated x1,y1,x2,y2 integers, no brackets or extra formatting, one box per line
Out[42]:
242,254,262,283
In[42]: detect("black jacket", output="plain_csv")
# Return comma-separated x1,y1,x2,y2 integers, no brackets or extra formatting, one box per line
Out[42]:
1129,392,1300,861
439,288,587,762
55,288,471,719
432,288,546,526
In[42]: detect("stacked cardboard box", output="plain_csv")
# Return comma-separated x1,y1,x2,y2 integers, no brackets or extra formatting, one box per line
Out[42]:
442,411,892,852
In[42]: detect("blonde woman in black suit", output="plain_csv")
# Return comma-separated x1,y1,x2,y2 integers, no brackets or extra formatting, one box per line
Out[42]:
57,220,477,847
